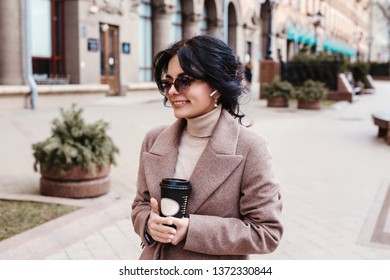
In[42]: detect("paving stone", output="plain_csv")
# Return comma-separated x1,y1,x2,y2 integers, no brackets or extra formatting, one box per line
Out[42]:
1,85,390,260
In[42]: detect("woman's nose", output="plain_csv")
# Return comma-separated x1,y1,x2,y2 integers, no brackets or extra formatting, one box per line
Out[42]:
167,84,179,95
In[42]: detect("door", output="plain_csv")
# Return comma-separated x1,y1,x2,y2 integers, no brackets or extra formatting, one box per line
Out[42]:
100,23,119,95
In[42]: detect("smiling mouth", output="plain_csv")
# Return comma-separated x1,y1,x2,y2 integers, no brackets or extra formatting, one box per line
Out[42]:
172,100,189,106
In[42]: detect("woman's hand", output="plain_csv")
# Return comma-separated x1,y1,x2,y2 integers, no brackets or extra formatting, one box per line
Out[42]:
170,217,189,245
147,197,176,243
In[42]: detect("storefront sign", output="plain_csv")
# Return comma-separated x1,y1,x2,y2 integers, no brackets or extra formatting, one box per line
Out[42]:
88,38,99,52
122,42,130,54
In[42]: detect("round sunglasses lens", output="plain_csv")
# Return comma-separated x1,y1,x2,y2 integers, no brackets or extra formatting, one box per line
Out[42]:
158,81,171,95
175,78,191,94
165,84,173,94
157,83,164,93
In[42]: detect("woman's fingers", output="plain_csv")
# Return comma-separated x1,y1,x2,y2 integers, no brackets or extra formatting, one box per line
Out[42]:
147,199,176,243
149,221,176,243
150,197,159,213
170,217,189,245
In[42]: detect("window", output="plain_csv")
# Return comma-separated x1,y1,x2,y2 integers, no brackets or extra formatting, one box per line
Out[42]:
172,0,182,43
31,0,65,79
245,41,252,63
138,0,152,81
199,5,208,34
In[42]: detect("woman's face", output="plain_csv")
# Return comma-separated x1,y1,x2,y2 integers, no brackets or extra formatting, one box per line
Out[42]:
164,55,218,119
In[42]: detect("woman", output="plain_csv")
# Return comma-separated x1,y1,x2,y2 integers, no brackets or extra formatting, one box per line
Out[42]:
131,35,283,260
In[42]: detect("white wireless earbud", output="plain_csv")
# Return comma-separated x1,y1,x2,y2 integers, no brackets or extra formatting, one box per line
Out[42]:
209,90,218,97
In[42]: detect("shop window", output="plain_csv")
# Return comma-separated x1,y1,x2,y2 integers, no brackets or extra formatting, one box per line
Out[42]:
138,0,152,81
172,0,183,43
199,5,208,34
31,0,67,83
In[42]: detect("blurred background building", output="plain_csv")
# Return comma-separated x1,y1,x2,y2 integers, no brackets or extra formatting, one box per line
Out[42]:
0,0,389,107
369,0,390,62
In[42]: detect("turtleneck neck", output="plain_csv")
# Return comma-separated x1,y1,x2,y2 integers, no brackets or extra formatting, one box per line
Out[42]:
186,104,222,138
174,105,222,180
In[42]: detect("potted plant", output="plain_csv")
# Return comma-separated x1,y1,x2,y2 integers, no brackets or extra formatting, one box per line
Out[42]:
295,79,327,110
349,61,370,90
262,77,294,108
32,104,119,198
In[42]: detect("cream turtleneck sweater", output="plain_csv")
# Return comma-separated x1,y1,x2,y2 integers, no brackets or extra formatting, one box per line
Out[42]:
173,105,222,180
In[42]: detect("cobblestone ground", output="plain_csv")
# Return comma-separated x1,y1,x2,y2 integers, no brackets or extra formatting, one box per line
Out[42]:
0,83,390,260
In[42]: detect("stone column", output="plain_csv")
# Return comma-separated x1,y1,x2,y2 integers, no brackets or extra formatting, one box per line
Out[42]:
208,18,224,39
183,13,201,38
152,4,174,56
64,0,80,84
0,0,25,85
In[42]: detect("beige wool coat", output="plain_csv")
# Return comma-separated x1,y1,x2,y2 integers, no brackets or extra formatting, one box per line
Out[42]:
131,109,283,260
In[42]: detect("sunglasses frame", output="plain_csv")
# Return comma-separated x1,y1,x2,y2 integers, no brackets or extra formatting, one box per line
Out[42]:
157,76,195,96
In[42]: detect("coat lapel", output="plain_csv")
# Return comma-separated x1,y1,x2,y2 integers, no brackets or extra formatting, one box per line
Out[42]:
187,110,243,214
142,110,243,214
142,119,185,201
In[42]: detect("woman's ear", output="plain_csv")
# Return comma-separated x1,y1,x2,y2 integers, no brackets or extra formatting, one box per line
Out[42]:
210,90,221,99
209,90,218,97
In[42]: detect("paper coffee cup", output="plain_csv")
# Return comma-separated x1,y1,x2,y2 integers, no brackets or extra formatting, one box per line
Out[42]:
160,178,191,218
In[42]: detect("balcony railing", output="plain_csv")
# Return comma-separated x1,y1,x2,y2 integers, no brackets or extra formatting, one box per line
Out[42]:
33,74,71,85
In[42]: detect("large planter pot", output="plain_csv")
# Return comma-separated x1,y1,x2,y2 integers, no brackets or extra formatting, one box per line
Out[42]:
39,164,111,198
297,99,321,110
41,164,110,181
267,97,289,108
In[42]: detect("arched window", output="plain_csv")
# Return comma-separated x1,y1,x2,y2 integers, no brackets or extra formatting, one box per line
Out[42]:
172,0,182,42
138,0,152,81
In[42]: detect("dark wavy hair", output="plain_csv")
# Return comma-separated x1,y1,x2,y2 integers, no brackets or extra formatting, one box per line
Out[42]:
153,34,247,124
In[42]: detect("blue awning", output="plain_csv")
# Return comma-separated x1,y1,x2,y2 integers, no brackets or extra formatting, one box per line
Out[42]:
323,38,356,57
288,25,356,56
287,26,298,40
287,26,316,46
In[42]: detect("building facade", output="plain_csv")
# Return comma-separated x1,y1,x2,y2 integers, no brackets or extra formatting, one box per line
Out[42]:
270,0,371,61
0,0,262,96
0,0,385,104
369,0,390,62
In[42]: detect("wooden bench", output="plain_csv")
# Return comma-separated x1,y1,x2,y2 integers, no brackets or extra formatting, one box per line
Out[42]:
372,112,390,145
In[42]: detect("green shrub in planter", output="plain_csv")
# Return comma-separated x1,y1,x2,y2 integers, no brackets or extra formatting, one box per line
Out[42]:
262,77,294,99
349,62,370,88
32,104,119,175
295,79,327,102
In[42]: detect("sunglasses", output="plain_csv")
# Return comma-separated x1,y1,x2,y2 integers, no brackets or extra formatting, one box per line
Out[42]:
157,76,194,95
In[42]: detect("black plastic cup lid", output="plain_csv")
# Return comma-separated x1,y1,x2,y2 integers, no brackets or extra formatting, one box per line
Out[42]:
160,178,191,189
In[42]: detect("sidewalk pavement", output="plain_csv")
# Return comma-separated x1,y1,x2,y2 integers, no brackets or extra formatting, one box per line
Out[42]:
0,82,390,260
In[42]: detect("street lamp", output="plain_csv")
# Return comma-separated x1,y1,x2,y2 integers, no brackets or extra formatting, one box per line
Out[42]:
307,11,323,54
366,36,373,62
89,0,99,14
354,31,363,61
259,0,280,60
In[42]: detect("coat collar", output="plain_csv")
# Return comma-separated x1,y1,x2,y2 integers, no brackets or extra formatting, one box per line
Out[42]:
143,109,243,214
